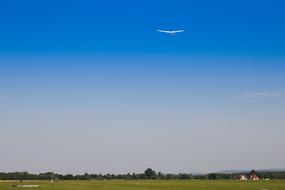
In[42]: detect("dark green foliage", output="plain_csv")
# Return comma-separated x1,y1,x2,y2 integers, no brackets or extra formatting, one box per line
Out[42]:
1,169,285,180
144,168,156,179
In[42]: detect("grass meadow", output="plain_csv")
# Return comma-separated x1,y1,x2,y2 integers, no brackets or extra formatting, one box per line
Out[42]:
1,180,285,190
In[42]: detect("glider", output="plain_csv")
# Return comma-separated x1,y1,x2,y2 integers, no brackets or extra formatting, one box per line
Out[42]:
157,29,185,36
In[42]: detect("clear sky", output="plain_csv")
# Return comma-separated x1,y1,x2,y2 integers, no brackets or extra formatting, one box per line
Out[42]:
0,0,285,174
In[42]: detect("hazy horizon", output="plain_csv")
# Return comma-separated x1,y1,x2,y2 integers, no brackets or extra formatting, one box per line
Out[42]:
0,0,285,174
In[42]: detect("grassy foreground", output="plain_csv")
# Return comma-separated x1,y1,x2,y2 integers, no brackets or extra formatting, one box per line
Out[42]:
1,180,285,190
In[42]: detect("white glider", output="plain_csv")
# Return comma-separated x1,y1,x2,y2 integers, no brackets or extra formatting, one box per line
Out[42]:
157,29,185,36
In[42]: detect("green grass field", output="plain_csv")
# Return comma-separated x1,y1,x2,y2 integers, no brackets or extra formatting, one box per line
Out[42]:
1,180,285,190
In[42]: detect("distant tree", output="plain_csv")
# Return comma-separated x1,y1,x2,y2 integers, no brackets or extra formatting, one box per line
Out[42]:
207,173,217,180
131,173,137,180
251,169,257,175
144,168,157,179
178,173,191,180
165,174,174,180
83,173,90,180
157,172,162,179
249,169,258,178
63,174,74,180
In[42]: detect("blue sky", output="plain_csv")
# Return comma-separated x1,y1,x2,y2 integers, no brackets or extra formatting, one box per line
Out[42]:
0,0,285,174
0,0,285,54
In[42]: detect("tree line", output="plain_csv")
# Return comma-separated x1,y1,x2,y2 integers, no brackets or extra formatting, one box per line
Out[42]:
1,168,285,180
0,169,192,180
205,170,285,180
